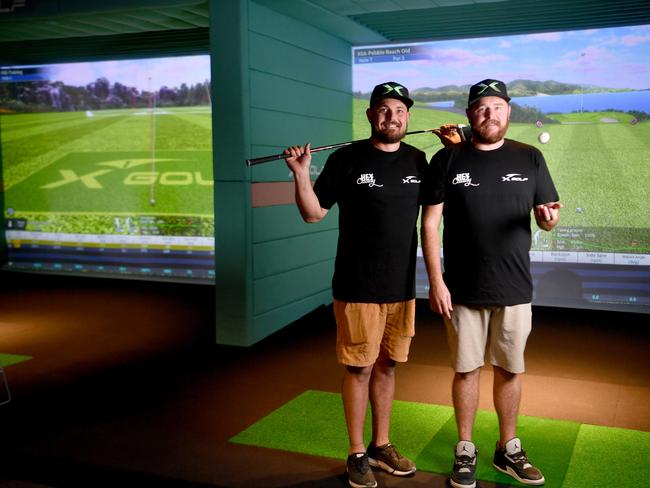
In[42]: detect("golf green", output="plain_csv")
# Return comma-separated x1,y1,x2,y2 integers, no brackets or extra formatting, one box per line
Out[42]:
230,390,650,487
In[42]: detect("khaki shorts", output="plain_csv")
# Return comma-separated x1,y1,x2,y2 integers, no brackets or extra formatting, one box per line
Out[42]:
443,303,532,374
333,299,416,367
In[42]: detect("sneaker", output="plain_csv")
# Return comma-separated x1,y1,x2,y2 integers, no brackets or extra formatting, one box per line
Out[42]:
367,442,416,476
346,452,377,488
450,440,477,488
493,437,545,486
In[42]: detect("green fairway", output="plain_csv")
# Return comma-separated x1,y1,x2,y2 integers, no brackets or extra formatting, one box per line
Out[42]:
1,106,213,235
231,390,650,488
5,151,213,214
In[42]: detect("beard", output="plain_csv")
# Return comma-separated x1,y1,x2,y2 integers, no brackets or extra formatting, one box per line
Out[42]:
472,119,509,144
372,122,408,144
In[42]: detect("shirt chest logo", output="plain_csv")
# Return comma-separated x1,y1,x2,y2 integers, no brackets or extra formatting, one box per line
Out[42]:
356,173,383,187
452,172,479,187
402,175,421,184
502,173,529,182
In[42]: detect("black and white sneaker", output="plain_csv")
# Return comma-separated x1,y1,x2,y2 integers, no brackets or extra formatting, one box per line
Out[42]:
346,452,377,488
493,437,545,485
450,440,477,488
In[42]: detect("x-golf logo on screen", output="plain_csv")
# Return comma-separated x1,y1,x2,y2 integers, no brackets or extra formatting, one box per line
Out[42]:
40,158,213,189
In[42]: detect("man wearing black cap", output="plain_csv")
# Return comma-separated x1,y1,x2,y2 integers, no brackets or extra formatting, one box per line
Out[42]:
283,81,424,488
421,79,562,488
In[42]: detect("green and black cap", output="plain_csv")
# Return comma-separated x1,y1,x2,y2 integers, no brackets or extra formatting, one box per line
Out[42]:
369,81,414,109
467,79,511,107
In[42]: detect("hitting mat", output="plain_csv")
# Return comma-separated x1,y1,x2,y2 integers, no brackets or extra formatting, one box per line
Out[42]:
230,390,650,487
0,353,32,367
0,353,31,405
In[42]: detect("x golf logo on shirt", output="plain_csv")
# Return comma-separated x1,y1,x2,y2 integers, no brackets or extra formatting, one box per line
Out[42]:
502,173,529,182
402,176,421,184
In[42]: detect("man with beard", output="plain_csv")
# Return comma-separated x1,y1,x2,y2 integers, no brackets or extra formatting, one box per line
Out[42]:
283,82,425,488
421,79,561,488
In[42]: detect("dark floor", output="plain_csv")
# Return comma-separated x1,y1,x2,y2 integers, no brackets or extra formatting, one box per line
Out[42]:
0,271,648,487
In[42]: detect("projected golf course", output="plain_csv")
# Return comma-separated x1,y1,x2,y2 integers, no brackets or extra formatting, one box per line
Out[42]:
1,55,215,282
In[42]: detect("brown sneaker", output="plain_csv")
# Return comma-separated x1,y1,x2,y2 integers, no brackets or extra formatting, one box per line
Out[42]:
346,452,377,488
367,442,416,476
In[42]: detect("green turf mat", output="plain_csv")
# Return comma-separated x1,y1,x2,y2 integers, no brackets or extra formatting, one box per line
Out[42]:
230,390,453,460
230,389,650,487
563,424,650,488
0,353,32,367
231,390,348,459
416,410,581,487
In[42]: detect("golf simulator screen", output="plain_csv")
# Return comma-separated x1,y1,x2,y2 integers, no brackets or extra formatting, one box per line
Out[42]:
353,25,650,313
0,54,214,283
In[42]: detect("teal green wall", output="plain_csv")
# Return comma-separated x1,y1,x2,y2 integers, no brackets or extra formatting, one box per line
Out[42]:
211,1,352,345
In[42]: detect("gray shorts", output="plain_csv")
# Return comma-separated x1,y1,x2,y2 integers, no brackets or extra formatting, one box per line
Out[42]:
443,303,532,374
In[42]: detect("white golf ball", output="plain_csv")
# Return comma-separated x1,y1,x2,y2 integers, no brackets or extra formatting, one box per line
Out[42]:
149,199,156,206
538,132,550,144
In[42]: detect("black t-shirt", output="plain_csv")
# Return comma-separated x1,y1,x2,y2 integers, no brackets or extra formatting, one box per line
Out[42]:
314,140,428,302
426,139,559,306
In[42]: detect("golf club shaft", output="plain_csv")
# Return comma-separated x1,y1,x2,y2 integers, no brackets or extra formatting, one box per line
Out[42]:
245,127,466,167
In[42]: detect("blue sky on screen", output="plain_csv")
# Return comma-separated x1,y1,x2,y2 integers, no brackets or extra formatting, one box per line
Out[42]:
353,25,650,92
41,54,210,91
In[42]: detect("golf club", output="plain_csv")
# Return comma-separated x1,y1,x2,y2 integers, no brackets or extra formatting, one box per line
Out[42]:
245,124,470,166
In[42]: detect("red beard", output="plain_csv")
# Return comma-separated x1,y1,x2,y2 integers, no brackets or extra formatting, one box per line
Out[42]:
472,119,508,144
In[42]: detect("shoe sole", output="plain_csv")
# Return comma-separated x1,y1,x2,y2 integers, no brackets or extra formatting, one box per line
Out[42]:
493,463,546,485
367,458,416,476
449,477,476,488
348,480,377,488
347,479,377,488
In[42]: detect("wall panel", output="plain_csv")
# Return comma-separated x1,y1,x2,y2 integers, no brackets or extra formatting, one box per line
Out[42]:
254,260,334,315
252,205,338,243
236,1,350,344
249,3,351,66
253,229,338,279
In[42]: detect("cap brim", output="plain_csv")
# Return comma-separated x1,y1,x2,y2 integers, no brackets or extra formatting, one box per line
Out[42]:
468,94,511,107
371,95,414,108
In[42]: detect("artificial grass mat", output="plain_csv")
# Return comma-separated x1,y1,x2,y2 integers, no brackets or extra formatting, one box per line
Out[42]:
230,390,650,487
0,353,32,367
0,353,30,404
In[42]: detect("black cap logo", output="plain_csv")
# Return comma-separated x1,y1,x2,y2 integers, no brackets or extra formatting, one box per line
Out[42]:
468,79,511,107
370,81,414,108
